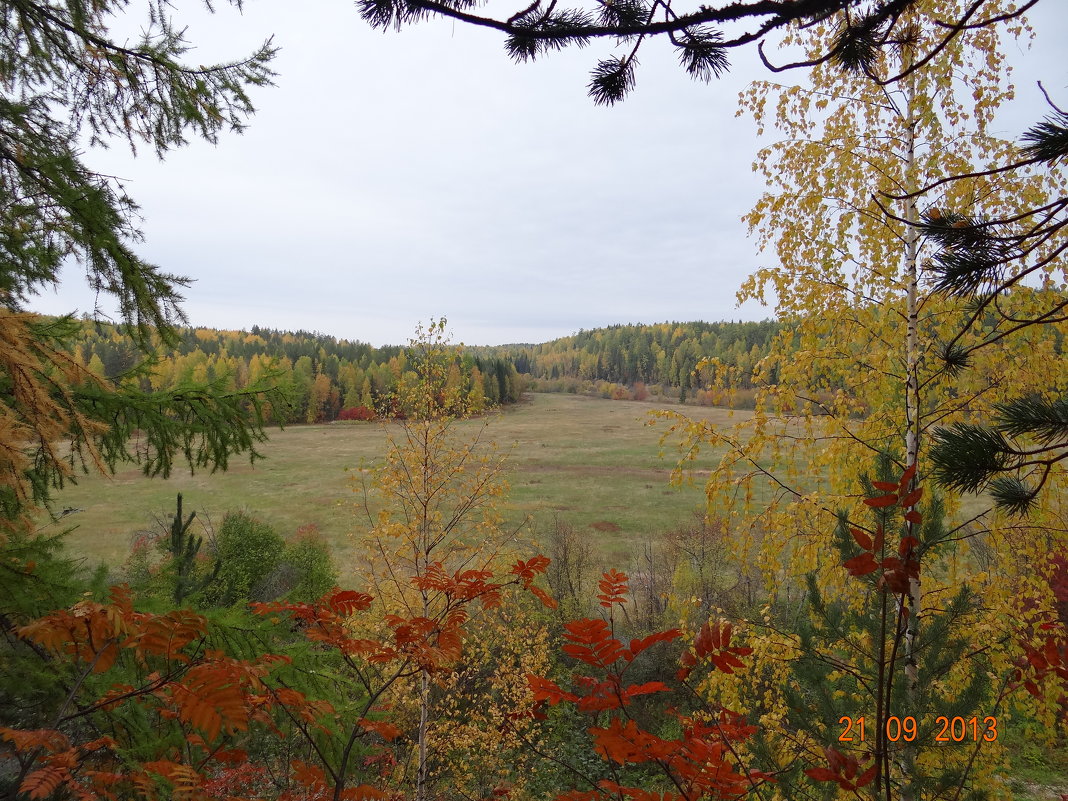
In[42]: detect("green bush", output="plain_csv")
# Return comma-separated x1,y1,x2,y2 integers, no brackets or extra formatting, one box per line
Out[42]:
199,515,337,606
203,512,286,606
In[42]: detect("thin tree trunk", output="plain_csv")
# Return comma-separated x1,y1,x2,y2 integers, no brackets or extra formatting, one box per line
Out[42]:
417,669,430,801
900,45,922,801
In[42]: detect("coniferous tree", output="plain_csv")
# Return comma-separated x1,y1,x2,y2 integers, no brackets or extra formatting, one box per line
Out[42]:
0,1,279,534
165,494,219,606
925,103,1068,514
350,0,1033,105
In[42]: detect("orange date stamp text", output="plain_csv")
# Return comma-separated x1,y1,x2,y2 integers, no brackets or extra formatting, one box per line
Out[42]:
837,715,997,743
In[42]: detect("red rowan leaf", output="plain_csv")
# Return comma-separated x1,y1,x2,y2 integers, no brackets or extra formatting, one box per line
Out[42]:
529,585,557,610
627,629,682,660
872,480,899,492
527,675,578,705
843,553,878,576
857,763,878,788
291,759,328,790
510,555,551,586
898,536,919,557
213,747,248,765
563,619,625,667
328,590,373,616
1027,651,1049,671
804,767,838,783
864,494,898,508
171,664,249,743
82,735,119,754
899,487,923,508
0,728,70,753
134,609,207,663
823,747,847,773
710,653,745,673
597,569,630,607
622,681,670,699
904,510,922,524
694,621,719,656
92,641,120,674
359,718,402,741
21,765,70,800
899,463,917,489
879,571,911,594
850,528,873,551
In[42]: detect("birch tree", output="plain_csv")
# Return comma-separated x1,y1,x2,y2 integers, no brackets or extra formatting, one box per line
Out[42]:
656,1,1067,796
351,320,542,801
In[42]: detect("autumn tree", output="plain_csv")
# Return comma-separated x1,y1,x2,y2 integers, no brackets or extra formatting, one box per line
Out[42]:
523,569,775,801
351,319,551,800
640,1,1067,796
0,0,280,537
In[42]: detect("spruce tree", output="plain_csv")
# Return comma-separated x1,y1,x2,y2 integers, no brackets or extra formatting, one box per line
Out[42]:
165,494,219,606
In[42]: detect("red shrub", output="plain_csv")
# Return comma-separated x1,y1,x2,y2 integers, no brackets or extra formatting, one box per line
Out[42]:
338,406,375,421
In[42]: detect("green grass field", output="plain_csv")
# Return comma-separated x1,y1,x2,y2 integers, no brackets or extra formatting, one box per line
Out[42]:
43,393,752,575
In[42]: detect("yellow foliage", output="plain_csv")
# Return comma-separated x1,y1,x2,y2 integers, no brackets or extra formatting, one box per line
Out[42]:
659,2,1067,796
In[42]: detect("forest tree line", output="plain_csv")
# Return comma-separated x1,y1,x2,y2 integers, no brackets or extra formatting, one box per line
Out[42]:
477,320,783,402
71,321,525,424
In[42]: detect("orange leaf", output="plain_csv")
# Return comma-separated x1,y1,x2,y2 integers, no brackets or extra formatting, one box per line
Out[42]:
21,765,69,800
529,585,558,610
329,590,373,616
359,718,403,741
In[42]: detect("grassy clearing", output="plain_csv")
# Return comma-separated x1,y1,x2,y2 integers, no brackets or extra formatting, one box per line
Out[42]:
43,393,753,575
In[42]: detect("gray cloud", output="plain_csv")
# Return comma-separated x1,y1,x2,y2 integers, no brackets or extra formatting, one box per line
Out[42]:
30,0,1067,346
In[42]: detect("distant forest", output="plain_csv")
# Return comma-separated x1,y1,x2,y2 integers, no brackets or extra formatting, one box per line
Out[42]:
480,320,783,403
70,319,783,423
71,322,523,424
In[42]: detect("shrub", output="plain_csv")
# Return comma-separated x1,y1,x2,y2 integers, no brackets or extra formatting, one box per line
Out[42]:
277,525,338,602
338,405,375,421
203,512,286,605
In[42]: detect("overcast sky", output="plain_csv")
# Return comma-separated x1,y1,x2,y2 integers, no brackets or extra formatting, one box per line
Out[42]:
29,1,1068,347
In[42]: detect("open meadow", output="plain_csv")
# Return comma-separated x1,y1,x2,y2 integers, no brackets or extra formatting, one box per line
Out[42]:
44,393,755,576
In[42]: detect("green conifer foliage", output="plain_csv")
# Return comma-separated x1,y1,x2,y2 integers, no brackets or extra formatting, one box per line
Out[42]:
0,1,279,533
165,494,219,606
